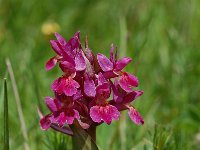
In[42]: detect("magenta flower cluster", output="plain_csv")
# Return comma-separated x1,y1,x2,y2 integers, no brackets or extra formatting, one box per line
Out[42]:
40,32,144,131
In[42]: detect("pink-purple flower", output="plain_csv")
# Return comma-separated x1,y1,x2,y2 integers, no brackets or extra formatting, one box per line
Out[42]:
40,32,144,135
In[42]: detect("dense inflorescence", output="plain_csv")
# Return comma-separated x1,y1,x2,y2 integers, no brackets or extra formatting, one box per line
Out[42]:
40,32,144,133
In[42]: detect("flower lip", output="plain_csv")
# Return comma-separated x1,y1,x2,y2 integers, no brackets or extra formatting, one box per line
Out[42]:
119,72,138,92
40,115,52,130
90,104,120,124
51,76,80,96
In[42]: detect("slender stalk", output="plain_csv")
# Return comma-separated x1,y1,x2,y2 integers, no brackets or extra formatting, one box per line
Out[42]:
86,125,96,142
4,78,9,150
72,135,78,150
70,122,98,150
6,58,30,150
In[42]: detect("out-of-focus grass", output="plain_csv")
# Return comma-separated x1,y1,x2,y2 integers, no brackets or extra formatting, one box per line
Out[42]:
0,0,200,149
3,78,9,150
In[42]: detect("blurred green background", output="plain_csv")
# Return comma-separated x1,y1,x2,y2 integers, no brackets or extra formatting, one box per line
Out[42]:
0,0,200,149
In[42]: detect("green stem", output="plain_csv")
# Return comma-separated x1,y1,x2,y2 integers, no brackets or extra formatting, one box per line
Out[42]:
71,124,97,150
87,124,96,142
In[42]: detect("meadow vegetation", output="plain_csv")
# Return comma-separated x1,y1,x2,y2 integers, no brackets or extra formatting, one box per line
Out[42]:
0,0,200,149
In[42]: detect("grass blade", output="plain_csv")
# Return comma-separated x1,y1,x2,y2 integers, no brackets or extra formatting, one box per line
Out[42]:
4,78,9,150
6,58,30,150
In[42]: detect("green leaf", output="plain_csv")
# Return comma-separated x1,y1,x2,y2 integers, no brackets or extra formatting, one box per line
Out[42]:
4,78,9,150
70,122,99,150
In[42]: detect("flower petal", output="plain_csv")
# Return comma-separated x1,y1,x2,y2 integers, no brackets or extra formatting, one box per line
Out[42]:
101,105,120,124
75,51,86,71
109,44,115,63
51,78,60,92
103,71,118,79
111,81,123,103
63,32,80,58
45,97,59,112
63,78,80,96
52,78,65,94
90,106,102,123
115,57,132,71
57,112,66,127
97,72,107,85
40,115,52,130
55,32,67,46
73,89,83,101
97,53,113,72
68,31,80,50
52,77,80,96
128,107,144,125
59,61,76,73
66,109,80,124
119,73,138,92
74,31,80,40
127,73,139,87
90,105,120,124
45,57,57,71
96,83,110,101
84,76,96,97
123,90,143,104
50,40,63,55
